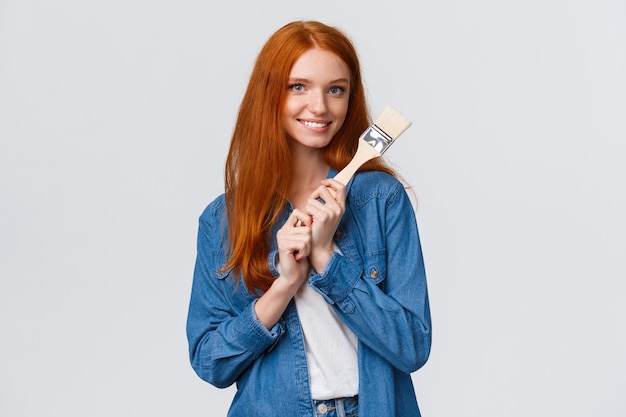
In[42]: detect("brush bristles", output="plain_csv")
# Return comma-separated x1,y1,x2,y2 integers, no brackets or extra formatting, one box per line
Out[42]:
374,106,412,140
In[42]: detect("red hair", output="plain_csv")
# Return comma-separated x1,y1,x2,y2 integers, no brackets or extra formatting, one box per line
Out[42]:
223,21,395,293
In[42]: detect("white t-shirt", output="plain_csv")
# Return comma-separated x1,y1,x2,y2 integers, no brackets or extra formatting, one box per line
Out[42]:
294,281,359,399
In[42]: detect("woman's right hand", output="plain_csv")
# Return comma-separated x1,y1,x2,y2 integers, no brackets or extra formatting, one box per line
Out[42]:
276,209,312,287
254,210,311,329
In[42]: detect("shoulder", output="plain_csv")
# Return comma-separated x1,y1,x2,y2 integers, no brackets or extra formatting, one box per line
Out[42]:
198,193,227,234
347,170,405,208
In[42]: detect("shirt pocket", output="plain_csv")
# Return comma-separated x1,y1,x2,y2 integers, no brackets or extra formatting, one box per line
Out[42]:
364,249,387,287
211,262,256,308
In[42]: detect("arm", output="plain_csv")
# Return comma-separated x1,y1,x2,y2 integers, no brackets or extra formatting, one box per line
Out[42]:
305,178,346,273
309,181,431,373
186,204,311,387
254,209,312,328
186,216,282,388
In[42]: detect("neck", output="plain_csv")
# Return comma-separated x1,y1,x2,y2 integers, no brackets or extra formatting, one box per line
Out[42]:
289,148,329,209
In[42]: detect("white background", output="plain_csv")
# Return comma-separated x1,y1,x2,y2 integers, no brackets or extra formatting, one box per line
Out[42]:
1,0,625,416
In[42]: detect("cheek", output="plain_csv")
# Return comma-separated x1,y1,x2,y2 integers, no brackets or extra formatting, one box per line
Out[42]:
282,100,299,127
282,100,292,117
283,95,307,113
333,100,350,125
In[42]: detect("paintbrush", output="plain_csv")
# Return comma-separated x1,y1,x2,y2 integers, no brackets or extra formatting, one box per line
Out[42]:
330,106,412,195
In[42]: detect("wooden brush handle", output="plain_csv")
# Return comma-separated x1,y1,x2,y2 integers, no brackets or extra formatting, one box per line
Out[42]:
329,138,381,198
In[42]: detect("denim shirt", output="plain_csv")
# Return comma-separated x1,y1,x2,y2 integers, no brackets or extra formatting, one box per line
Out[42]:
186,170,432,417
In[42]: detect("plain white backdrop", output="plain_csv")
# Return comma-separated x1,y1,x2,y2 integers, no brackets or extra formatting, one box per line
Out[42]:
1,0,625,416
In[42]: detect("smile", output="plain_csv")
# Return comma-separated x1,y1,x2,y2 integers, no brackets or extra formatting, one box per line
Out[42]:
300,120,330,128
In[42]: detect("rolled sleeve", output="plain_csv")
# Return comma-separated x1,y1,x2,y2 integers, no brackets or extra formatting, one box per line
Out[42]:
308,253,362,313
267,249,280,278
244,300,285,351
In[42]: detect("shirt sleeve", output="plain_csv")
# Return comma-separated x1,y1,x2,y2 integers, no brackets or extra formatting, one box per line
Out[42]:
186,204,285,388
308,181,432,374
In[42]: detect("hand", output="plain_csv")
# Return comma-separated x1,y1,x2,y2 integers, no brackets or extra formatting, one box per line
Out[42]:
255,209,311,329
305,178,346,273
275,209,312,289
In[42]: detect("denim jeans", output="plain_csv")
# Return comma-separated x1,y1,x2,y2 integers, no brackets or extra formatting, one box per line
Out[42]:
312,396,358,417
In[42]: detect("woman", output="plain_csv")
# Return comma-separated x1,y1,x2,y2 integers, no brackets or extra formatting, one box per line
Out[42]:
186,21,431,417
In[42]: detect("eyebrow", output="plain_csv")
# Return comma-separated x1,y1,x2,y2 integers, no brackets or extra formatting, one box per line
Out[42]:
288,77,350,84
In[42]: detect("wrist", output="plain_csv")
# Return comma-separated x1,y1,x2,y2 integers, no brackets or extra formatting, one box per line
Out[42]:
273,275,303,298
310,248,334,274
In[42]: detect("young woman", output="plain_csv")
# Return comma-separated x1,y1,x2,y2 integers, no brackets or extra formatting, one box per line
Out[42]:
186,21,431,417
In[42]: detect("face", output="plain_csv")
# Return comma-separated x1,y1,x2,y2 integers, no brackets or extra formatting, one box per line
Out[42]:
282,47,351,151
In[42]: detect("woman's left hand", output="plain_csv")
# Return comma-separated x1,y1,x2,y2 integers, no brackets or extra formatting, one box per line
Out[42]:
305,178,346,273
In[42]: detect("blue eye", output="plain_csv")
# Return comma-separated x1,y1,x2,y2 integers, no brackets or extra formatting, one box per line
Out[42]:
289,84,305,92
329,86,345,94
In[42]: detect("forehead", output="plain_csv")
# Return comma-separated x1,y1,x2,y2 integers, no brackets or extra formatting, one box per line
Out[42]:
288,47,350,80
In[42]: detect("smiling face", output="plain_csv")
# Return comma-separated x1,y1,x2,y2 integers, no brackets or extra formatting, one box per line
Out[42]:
282,47,351,153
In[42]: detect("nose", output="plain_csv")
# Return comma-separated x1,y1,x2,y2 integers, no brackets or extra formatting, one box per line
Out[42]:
308,89,327,114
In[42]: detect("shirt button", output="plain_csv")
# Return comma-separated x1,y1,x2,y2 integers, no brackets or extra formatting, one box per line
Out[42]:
334,231,342,239
370,270,379,278
317,404,328,414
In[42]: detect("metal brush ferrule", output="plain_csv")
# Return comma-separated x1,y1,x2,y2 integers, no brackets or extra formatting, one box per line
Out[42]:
360,124,394,154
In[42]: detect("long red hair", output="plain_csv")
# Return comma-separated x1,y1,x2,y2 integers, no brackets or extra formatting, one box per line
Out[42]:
223,21,395,293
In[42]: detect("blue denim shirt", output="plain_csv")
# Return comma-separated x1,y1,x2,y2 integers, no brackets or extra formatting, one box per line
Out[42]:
187,170,431,417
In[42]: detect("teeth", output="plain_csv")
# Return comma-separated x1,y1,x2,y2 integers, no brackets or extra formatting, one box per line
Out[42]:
303,121,328,128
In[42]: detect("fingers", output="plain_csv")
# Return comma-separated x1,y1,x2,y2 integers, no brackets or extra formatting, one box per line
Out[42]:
311,179,346,207
321,178,346,203
277,209,312,261
289,209,311,227
307,179,346,220
277,231,310,260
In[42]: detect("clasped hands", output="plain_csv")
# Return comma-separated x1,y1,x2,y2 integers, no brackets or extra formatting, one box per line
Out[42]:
276,179,346,288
